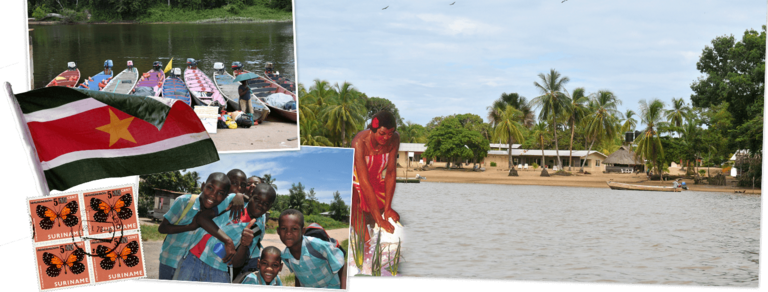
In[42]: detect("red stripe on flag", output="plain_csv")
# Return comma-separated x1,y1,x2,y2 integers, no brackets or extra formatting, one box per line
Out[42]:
27,101,207,162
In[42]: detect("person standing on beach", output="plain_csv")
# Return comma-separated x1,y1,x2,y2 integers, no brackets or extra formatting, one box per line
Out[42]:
238,81,254,115
350,110,400,241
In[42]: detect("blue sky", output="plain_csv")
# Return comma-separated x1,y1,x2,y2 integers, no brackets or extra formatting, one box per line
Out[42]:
183,147,354,204
295,0,766,125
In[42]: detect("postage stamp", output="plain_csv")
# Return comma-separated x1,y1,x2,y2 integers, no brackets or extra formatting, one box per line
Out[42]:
83,186,139,236
28,193,85,243
34,241,92,291
88,233,146,283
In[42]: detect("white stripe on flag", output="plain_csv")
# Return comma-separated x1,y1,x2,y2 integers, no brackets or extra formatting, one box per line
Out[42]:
40,131,211,170
23,98,106,123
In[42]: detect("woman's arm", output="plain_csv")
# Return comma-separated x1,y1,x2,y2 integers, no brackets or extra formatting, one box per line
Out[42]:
352,132,395,233
382,133,400,223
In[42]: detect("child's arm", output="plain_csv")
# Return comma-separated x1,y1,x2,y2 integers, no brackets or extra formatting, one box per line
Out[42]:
295,277,301,287
339,261,347,289
157,217,198,234
194,208,237,263
231,218,258,268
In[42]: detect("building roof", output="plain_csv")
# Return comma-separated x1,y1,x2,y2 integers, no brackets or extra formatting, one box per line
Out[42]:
399,143,428,152
603,146,644,165
487,149,608,158
489,143,522,149
729,149,749,161
153,188,193,196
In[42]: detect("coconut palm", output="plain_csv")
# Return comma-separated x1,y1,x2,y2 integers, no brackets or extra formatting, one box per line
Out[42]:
580,90,621,171
262,173,277,191
399,121,428,143
531,69,570,170
304,79,335,107
621,109,637,135
494,106,526,169
530,122,551,169
301,118,334,146
565,87,589,170
322,82,365,147
635,99,666,175
665,97,689,137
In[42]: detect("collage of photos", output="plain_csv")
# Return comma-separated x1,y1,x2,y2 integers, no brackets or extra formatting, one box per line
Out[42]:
0,1,765,292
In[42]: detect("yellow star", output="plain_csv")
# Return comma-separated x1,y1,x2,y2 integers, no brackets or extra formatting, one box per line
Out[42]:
96,108,136,147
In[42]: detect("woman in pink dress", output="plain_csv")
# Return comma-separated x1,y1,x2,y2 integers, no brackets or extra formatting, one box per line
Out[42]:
351,110,400,241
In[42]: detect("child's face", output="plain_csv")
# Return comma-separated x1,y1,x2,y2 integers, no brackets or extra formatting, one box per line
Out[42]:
247,192,274,219
258,252,283,284
229,173,247,194
246,177,262,195
200,180,229,209
277,215,303,248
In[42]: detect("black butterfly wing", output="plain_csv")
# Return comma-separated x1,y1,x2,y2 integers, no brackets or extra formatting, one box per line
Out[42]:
36,205,55,230
96,245,117,270
117,208,133,221
115,194,133,221
42,252,62,277
90,198,110,223
120,241,140,267
66,249,86,275
62,201,80,227
123,255,140,267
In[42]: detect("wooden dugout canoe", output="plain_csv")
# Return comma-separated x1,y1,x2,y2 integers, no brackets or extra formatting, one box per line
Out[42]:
606,181,681,192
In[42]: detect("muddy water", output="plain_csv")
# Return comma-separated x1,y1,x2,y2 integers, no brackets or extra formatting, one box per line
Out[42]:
394,182,759,286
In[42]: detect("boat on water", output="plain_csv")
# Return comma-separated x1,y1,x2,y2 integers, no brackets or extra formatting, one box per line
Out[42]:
263,62,295,93
132,61,165,97
102,60,139,94
606,181,680,192
162,68,193,106
79,59,114,91
184,58,226,107
45,62,80,88
234,63,297,123
212,61,270,122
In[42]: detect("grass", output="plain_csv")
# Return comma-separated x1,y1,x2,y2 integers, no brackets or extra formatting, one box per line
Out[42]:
140,224,166,241
341,239,349,262
265,214,349,234
280,273,295,286
135,4,292,23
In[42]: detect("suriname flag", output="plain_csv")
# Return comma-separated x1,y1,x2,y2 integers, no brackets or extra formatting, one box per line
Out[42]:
14,86,220,191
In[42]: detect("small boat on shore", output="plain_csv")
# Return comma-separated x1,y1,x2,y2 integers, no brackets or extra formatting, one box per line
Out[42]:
45,62,80,88
132,61,165,97
606,181,680,192
184,58,226,106
103,60,139,94
212,61,270,122
79,59,114,91
235,64,296,123
263,62,295,93
162,68,193,106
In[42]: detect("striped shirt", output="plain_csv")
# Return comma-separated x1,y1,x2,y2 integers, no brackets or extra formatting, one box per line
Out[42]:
282,237,345,289
159,193,234,269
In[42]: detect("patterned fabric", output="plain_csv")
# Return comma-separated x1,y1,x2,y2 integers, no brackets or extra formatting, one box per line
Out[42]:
352,153,389,213
282,237,345,289
242,271,283,286
159,194,234,269
191,203,267,272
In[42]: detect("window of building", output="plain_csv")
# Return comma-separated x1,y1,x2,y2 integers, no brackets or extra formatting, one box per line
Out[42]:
596,160,601,166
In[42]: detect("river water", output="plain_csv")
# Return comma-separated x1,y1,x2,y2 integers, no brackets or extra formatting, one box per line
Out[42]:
29,22,295,89
394,182,760,286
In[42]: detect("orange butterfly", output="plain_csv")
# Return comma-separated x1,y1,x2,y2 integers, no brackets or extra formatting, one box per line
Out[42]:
36,201,79,230
42,248,86,277
90,193,133,223
96,241,140,270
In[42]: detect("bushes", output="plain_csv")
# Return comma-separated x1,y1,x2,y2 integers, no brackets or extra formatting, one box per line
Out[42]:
31,4,48,20
490,162,496,167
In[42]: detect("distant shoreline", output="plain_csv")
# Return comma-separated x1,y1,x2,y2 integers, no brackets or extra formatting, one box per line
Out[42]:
395,167,761,195
28,18,293,25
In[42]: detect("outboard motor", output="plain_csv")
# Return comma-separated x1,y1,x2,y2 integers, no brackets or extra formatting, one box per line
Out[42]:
153,61,162,71
213,62,225,74
104,59,113,74
127,60,134,70
231,61,243,75
67,62,77,70
265,62,274,74
172,68,181,78
186,58,196,69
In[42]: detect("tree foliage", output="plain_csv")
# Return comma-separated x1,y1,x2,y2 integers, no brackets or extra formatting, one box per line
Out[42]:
423,115,489,168
138,170,201,217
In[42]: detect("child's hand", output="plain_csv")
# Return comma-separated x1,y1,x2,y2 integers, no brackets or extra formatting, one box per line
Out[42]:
384,209,400,223
223,241,237,263
227,193,246,220
240,219,258,247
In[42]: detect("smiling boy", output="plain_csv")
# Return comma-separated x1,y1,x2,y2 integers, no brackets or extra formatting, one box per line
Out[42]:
278,209,347,289
157,172,233,280
241,246,283,286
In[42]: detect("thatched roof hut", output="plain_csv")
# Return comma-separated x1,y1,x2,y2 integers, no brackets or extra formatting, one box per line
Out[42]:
603,146,643,165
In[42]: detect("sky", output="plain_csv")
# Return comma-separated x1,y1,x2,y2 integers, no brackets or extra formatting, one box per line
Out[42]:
294,0,766,125
182,147,354,204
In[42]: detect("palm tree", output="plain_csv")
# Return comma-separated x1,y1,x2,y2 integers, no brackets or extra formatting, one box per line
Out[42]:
493,106,526,170
304,79,334,107
665,97,689,137
300,118,334,146
322,82,365,147
530,122,551,169
621,109,637,135
399,121,427,144
580,90,621,171
261,173,277,191
288,182,308,213
635,99,666,176
565,87,589,170
531,69,570,170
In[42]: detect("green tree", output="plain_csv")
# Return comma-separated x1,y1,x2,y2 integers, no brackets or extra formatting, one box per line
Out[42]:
322,82,365,147
621,109,637,135
398,121,428,144
329,191,349,222
565,87,589,171
581,90,621,171
288,182,308,214
665,97,689,137
532,69,570,169
530,122,551,169
305,188,318,215
423,116,489,168
138,170,201,217
493,106,526,169
262,173,277,191
635,99,666,175
365,97,403,127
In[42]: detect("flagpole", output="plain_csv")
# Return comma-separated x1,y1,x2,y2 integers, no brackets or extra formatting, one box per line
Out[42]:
5,82,50,196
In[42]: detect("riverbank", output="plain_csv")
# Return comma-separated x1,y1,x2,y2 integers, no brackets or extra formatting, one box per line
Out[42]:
28,18,293,25
396,166,761,194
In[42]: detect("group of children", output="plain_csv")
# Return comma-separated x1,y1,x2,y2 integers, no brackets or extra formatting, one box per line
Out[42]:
157,169,347,289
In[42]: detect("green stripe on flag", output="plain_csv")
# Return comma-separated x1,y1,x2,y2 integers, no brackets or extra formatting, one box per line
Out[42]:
15,87,174,130
43,139,219,191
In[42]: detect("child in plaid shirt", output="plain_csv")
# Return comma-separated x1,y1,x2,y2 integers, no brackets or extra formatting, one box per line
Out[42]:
241,246,283,286
278,209,347,289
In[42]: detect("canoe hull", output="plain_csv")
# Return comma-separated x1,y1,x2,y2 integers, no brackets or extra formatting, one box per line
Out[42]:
213,70,270,122
45,68,80,88
133,69,165,97
241,70,297,123
606,181,680,192
184,67,226,106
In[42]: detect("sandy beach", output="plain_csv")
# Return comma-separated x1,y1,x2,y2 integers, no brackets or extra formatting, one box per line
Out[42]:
210,116,298,152
397,165,761,194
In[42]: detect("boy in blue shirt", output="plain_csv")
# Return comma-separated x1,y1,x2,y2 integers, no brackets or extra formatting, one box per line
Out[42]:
176,183,276,283
242,246,284,286
278,209,347,289
157,172,234,280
